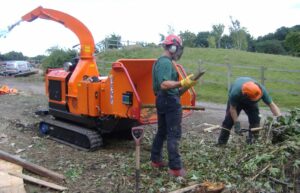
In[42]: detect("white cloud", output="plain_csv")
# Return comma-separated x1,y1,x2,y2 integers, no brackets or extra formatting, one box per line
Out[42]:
0,0,299,56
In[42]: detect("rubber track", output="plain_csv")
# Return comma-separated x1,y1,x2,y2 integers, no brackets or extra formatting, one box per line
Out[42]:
42,118,103,151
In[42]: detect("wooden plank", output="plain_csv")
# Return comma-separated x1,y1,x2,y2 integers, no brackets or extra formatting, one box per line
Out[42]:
4,171,68,191
169,184,200,193
0,150,65,182
204,125,220,132
0,160,26,193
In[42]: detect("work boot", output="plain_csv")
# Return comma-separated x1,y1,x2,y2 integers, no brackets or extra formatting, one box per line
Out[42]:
151,161,168,168
217,128,230,145
168,168,186,177
247,131,260,144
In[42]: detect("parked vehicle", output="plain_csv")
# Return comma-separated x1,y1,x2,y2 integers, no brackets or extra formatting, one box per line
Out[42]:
0,62,6,75
3,61,32,75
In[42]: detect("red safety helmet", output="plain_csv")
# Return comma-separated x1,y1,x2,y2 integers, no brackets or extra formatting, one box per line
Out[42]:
242,81,263,101
162,34,183,47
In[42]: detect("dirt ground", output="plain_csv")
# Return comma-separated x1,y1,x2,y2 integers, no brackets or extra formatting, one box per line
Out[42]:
0,75,275,193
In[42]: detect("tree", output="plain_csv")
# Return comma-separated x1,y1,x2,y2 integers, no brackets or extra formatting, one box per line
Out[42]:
255,40,286,55
179,30,196,47
229,16,248,50
167,25,176,35
220,35,233,49
274,27,289,41
101,33,122,50
257,33,275,42
207,36,216,48
42,47,77,70
285,32,300,56
1,51,27,61
211,24,225,48
195,31,210,47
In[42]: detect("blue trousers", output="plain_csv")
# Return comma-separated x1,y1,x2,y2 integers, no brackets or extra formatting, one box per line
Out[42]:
150,93,183,169
218,100,261,144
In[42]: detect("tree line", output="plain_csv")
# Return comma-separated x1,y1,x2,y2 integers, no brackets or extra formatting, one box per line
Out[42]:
98,18,300,57
1,18,299,63
176,18,300,57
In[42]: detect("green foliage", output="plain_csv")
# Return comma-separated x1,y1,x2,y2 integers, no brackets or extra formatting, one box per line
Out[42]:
207,36,216,48
41,47,77,71
110,109,299,192
285,32,300,56
229,17,248,50
0,51,27,61
65,164,83,181
255,40,286,55
267,108,300,143
179,30,197,47
274,27,289,41
195,31,210,48
220,34,233,49
211,24,225,48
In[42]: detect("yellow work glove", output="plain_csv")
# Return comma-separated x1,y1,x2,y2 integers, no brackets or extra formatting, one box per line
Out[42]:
180,74,197,88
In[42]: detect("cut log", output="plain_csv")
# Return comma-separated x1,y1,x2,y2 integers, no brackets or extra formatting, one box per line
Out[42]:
0,150,65,182
3,170,68,191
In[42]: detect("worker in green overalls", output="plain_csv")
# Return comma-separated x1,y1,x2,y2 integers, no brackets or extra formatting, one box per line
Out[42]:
217,77,281,145
151,34,196,177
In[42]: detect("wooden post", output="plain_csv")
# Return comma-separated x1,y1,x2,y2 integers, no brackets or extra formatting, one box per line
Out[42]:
260,66,266,85
0,150,65,182
227,63,232,92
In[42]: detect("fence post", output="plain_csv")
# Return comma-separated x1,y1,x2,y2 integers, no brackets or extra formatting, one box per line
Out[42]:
227,63,232,92
260,66,266,85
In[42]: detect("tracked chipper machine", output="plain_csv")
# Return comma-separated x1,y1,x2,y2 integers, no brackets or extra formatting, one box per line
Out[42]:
20,6,197,150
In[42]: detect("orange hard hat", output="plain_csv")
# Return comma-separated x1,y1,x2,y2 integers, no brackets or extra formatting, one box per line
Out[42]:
242,81,262,101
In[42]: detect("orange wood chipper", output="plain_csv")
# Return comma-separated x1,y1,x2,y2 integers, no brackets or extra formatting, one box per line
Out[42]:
21,6,197,150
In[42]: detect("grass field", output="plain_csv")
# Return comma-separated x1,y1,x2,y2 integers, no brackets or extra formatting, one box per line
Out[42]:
96,47,300,108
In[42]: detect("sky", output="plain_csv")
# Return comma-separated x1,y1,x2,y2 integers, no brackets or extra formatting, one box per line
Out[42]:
0,0,299,57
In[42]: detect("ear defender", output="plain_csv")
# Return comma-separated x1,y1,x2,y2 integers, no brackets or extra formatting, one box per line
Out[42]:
169,45,177,53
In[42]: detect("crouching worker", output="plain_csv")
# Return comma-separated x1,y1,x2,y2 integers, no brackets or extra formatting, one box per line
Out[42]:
217,77,281,145
151,34,197,177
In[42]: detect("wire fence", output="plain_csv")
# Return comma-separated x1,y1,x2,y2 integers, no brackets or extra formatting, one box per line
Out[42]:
96,39,151,52
96,58,300,96
199,61,300,95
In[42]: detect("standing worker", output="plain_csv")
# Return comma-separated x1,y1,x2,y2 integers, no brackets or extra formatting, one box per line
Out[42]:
217,76,281,145
150,34,197,177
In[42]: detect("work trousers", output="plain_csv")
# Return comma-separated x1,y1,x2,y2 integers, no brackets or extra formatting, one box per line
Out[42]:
218,101,260,144
150,92,183,169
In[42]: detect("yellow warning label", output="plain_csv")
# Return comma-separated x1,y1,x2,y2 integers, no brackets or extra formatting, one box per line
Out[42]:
84,45,91,53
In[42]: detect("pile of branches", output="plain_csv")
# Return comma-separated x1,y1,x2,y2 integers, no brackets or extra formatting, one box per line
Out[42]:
108,109,300,193
266,108,300,144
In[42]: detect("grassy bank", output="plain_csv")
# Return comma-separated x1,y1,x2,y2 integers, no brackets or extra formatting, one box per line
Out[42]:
96,47,300,108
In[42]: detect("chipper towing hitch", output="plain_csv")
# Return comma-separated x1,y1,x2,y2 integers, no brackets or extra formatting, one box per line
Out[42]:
131,127,144,193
